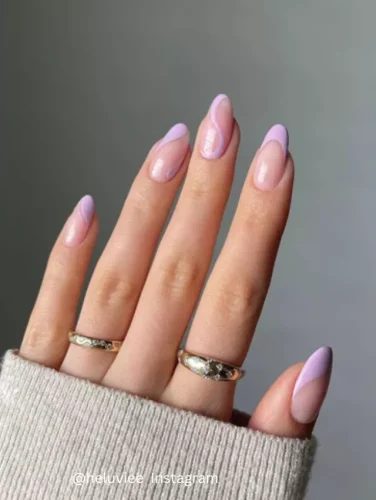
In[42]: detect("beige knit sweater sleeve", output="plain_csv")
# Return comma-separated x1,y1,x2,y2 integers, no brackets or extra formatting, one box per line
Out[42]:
0,351,316,500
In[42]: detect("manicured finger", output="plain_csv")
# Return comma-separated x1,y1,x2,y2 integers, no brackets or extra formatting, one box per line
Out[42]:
61,125,190,381
249,347,333,438
104,95,238,396
165,125,293,420
20,195,97,368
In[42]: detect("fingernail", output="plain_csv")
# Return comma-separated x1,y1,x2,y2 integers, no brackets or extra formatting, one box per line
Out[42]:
291,346,333,424
149,123,189,183
253,124,289,191
64,195,95,247
199,94,234,159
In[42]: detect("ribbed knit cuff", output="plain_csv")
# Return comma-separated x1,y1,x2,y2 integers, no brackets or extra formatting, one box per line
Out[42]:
0,351,316,500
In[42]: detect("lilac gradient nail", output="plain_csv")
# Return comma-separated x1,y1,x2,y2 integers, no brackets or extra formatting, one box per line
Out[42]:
291,346,333,424
253,124,289,191
156,123,188,152
64,195,95,247
150,123,189,183
260,124,289,156
199,94,233,159
79,195,95,223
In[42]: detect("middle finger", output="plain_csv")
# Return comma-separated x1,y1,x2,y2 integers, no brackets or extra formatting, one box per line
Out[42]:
104,95,238,396
61,123,190,380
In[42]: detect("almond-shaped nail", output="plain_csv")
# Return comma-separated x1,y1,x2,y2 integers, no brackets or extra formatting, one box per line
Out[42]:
199,94,234,159
253,124,289,191
149,123,189,183
291,346,333,424
64,195,95,247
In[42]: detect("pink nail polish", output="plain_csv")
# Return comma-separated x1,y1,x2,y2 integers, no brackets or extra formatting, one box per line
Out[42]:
149,123,189,183
291,346,333,424
64,195,95,247
253,124,289,191
199,94,234,159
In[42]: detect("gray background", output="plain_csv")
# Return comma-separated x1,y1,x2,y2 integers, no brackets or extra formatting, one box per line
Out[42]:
1,1,374,498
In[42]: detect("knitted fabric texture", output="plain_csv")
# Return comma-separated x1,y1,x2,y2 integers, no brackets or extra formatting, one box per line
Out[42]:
0,351,316,499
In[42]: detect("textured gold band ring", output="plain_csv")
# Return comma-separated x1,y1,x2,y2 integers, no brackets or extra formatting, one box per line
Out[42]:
68,331,123,352
177,349,245,382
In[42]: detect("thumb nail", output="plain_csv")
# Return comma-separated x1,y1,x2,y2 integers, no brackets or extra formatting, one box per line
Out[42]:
291,346,333,424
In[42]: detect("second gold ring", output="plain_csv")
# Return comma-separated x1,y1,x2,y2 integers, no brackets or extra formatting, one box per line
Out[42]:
178,349,245,381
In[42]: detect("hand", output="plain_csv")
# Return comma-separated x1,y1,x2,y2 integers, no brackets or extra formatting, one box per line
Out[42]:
20,95,332,439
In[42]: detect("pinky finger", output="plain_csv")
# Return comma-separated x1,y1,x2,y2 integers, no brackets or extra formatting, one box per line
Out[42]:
20,195,98,368
249,346,333,438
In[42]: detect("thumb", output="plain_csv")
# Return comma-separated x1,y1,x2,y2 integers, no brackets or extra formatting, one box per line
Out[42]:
248,346,333,438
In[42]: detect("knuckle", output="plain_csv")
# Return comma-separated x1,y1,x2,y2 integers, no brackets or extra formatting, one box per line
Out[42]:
156,256,202,298
46,254,66,281
213,279,265,318
186,174,212,201
24,325,50,352
23,323,66,357
95,271,139,309
128,187,156,220
43,254,83,300
46,258,80,290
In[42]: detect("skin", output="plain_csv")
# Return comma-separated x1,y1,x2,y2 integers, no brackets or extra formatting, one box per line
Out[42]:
20,98,324,440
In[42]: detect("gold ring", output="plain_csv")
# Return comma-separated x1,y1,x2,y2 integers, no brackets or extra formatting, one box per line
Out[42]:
68,331,123,352
177,348,245,382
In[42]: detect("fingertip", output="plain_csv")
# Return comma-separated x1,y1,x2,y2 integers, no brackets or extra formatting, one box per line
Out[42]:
248,362,312,439
249,346,333,438
291,346,333,424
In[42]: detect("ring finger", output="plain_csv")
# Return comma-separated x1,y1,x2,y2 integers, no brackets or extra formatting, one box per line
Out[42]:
61,123,190,380
164,125,294,420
